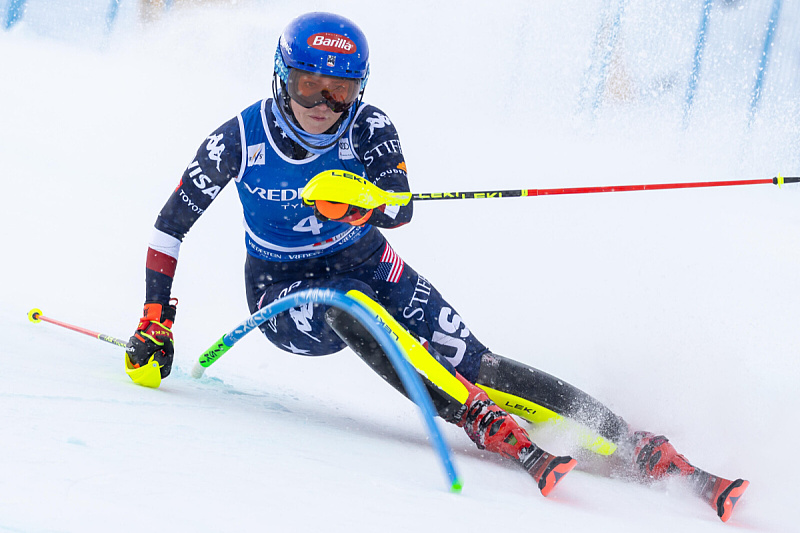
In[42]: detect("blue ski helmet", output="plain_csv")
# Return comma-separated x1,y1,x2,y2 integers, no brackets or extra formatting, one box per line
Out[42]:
275,12,370,91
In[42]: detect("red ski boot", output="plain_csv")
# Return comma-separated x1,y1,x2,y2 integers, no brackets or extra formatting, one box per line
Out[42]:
631,431,695,480
454,374,577,496
630,431,749,521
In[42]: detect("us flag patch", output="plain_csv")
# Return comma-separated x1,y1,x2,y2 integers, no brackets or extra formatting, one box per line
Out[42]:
374,244,404,283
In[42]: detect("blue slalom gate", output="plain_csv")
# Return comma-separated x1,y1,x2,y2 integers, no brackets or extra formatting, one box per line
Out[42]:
192,288,462,492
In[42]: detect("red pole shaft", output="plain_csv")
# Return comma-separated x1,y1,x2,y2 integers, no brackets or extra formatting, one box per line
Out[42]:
526,178,774,196
36,314,105,340
411,176,795,201
29,310,128,348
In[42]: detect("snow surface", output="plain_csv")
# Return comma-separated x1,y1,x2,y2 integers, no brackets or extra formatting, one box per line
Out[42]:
2,1,799,532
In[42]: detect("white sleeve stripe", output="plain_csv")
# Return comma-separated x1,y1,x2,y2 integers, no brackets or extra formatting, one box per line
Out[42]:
236,113,247,182
349,104,366,164
149,228,182,259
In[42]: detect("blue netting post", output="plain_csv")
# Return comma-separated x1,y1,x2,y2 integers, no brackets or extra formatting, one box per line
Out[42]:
683,0,713,129
193,288,462,492
106,0,122,31
580,0,628,119
747,0,782,128
4,0,26,30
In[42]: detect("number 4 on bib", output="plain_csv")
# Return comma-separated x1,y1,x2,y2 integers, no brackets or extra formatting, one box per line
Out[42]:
293,215,324,235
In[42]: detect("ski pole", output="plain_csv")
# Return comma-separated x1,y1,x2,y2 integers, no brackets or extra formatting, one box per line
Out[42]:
303,170,798,207
410,174,799,201
27,308,128,348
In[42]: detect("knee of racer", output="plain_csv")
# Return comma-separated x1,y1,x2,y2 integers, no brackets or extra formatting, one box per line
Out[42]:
324,279,377,300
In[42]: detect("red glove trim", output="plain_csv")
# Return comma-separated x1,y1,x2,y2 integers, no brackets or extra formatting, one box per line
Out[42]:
143,303,164,322
340,208,373,226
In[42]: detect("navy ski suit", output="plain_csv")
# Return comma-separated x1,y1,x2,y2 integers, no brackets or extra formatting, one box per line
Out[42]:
144,98,488,382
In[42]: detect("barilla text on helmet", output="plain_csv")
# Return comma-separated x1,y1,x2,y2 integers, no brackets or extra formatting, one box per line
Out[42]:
307,33,356,54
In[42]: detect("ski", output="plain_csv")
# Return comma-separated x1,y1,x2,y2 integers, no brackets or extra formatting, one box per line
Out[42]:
521,446,577,497
689,468,749,522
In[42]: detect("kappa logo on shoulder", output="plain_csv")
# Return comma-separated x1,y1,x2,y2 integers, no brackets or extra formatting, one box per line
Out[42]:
366,112,391,139
206,134,225,171
247,143,265,166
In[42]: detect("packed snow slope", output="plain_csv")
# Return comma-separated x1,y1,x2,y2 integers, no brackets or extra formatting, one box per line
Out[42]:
2,2,799,532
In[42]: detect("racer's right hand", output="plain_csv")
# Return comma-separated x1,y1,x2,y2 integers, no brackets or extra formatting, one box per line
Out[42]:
125,300,177,388
312,200,374,226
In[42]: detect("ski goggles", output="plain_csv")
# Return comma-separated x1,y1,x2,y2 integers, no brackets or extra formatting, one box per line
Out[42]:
286,69,361,113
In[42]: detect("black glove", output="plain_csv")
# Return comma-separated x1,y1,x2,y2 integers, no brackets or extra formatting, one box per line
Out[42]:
125,300,177,386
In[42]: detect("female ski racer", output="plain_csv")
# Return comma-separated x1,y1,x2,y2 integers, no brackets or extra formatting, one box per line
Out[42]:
124,12,747,514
